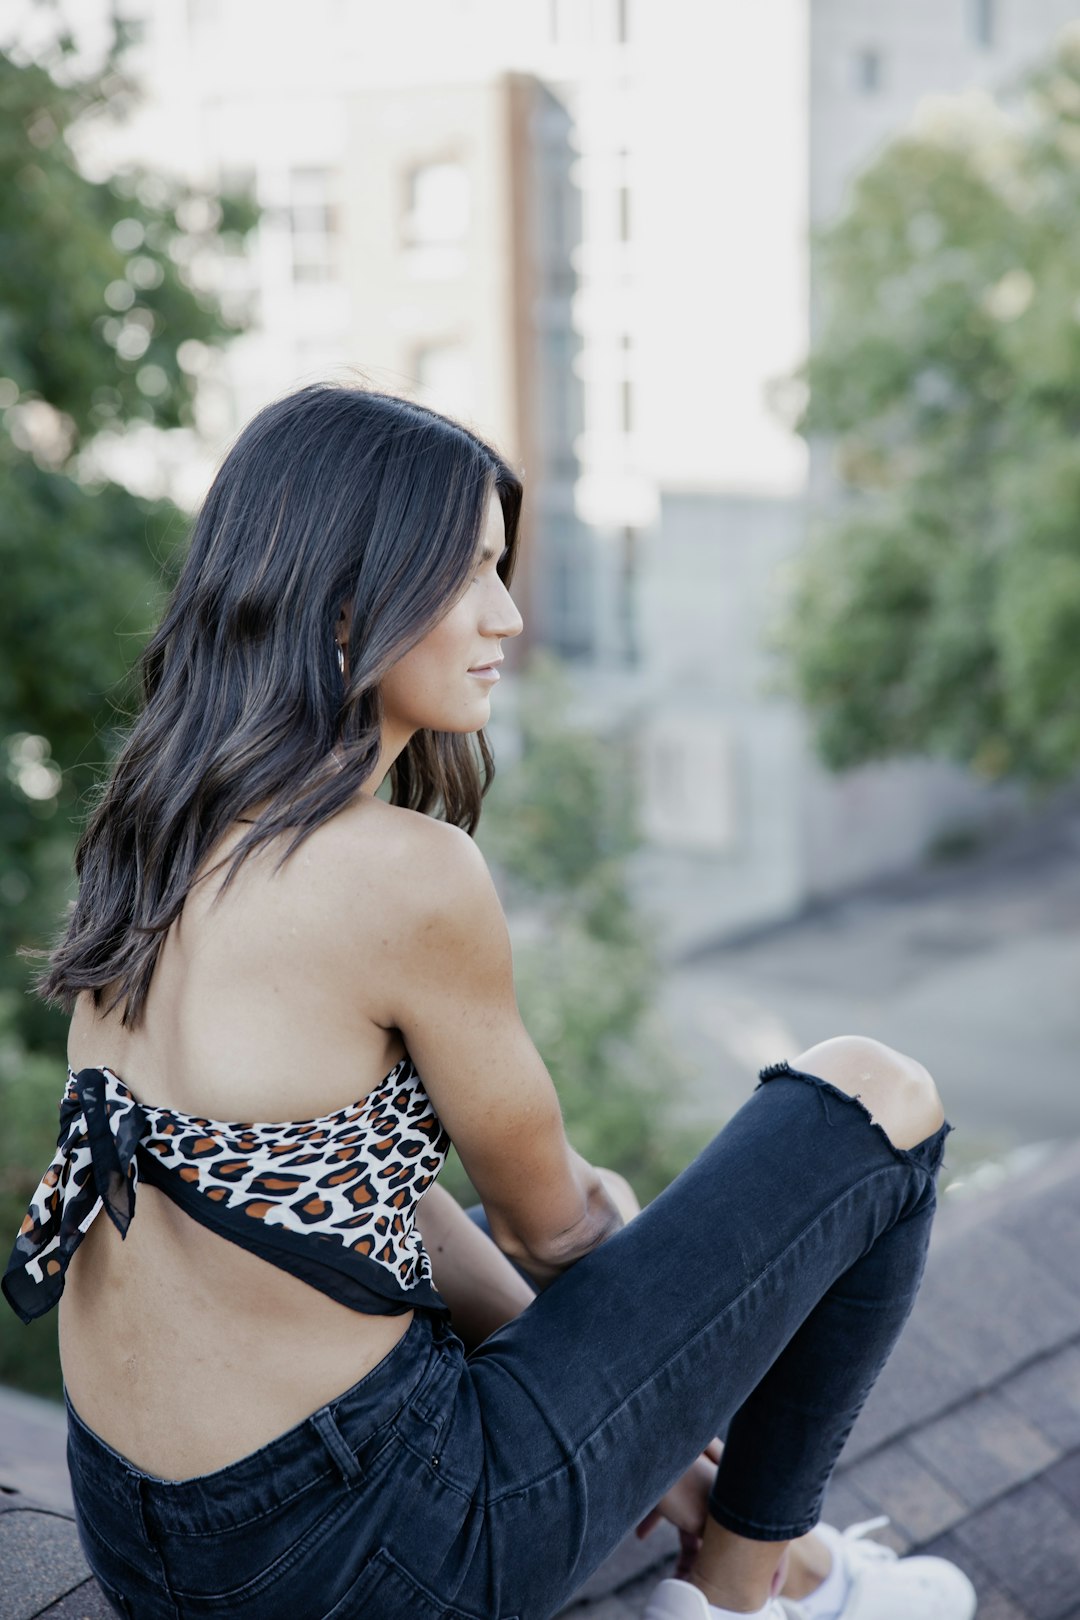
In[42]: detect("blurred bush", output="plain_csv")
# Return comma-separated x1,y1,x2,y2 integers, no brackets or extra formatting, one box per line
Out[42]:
0,992,65,1397
776,33,1080,789
473,655,703,1204
0,23,256,1055
0,23,254,1399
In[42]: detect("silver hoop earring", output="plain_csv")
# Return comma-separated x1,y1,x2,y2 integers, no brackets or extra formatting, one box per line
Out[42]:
336,643,346,675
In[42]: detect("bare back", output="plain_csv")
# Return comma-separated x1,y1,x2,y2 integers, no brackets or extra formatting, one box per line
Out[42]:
60,796,420,1480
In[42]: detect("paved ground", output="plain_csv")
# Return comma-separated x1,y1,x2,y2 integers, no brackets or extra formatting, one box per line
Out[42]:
0,1383,72,1513
663,783,1080,1180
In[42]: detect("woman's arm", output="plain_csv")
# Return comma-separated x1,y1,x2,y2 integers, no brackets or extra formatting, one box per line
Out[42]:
361,816,627,1283
417,1169,642,1350
415,1184,535,1349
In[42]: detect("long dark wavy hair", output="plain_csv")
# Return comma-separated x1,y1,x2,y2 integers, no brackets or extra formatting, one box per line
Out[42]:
29,382,523,1029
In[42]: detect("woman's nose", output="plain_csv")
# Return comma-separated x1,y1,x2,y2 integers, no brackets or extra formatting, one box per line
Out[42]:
486,579,524,640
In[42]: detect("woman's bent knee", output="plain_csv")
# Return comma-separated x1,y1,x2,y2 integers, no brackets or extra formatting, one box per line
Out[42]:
790,1035,945,1151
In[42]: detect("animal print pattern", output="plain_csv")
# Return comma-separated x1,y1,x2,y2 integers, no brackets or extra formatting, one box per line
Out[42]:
4,1058,450,1319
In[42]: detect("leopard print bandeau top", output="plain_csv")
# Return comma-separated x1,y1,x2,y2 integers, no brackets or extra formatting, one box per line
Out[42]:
2,1060,451,1325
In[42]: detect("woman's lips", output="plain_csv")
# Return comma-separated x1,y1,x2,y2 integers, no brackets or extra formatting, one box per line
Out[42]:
467,665,501,683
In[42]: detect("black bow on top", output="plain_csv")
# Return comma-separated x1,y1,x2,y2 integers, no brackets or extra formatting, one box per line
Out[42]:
1,1067,150,1323
65,1067,149,1238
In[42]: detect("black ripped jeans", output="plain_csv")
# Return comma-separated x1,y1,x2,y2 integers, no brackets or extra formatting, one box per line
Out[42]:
65,1064,950,1620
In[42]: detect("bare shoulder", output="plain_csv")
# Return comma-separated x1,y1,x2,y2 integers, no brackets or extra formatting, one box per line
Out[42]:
326,795,489,888
317,797,502,941
315,799,510,1030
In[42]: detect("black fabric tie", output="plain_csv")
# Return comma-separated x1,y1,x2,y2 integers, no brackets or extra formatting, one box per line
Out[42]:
71,1067,149,1238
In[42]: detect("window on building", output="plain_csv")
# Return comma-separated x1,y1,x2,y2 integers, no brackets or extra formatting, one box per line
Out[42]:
547,520,594,658
288,167,337,283
969,0,995,48
620,377,634,434
641,714,737,852
415,342,476,420
541,327,583,468
403,161,470,247
619,525,638,665
618,184,632,243
853,48,882,94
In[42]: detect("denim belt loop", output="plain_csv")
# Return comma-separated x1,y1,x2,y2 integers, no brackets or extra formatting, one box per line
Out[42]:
310,1406,364,1487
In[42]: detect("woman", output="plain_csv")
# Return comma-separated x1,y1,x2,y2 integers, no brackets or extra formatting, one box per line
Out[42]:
4,384,976,1620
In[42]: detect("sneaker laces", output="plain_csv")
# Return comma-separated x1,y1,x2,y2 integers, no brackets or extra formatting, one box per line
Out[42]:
837,1516,895,1568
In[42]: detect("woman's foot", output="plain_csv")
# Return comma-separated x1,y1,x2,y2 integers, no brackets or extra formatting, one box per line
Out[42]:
645,1520,977,1620
781,1519,977,1619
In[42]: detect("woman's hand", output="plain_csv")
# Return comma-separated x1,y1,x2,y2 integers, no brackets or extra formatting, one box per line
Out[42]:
635,1439,723,1578
414,1186,535,1349
592,1165,640,1224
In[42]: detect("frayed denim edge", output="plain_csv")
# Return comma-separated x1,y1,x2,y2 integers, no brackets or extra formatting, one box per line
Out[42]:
756,1060,953,1176
707,1497,820,1542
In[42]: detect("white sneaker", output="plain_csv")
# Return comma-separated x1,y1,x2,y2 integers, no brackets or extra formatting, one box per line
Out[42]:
641,1520,976,1620
642,1578,798,1619
801,1518,978,1620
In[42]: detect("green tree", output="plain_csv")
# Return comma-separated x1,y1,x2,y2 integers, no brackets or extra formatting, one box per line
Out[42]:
777,35,1080,787
0,24,255,1046
0,24,254,1396
0,993,67,1397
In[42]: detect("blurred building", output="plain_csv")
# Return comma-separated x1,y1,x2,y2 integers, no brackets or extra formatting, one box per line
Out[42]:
339,75,586,653
70,3,589,650
811,0,1080,227
32,0,1080,947
633,0,1080,949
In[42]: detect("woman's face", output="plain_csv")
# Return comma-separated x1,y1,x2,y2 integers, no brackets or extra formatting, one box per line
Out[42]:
378,493,523,743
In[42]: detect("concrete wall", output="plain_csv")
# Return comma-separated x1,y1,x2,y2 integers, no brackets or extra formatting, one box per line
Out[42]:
630,489,1021,955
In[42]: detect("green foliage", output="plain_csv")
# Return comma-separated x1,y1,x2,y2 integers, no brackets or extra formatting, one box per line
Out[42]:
0,993,63,1398
470,656,703,1205
0,26,255,1048
777,36,1080,785
0,31,256,435
479,663,639,902
0,26,254,1397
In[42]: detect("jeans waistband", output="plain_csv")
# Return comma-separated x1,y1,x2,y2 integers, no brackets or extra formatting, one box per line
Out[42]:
65,1309,446,1530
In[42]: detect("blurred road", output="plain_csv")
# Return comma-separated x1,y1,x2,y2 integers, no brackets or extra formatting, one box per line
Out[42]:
664,786,1080,1169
